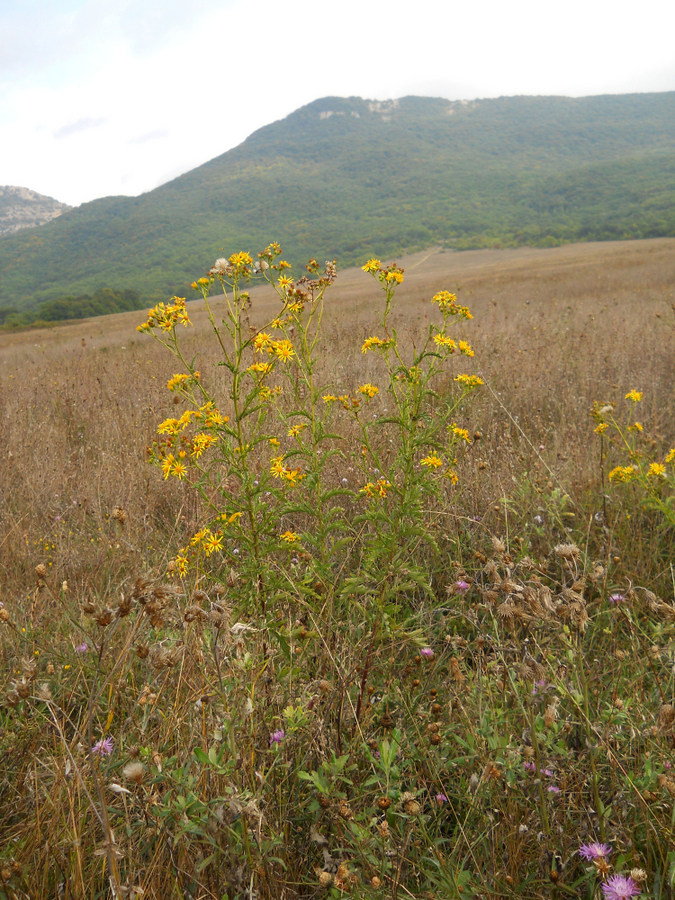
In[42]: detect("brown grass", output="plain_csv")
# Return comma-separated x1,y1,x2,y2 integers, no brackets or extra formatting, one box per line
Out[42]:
2,238,672,602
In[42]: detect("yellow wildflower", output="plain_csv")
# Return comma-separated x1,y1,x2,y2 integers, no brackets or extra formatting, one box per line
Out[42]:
594,423,609,434
647,463,666,477
254,332,273,353
167,373,192,391
666,449,675,464
205,410,229,427
322,394,337,403
625,390,643,402
203,531,223,556
273,339,295,363
161,454,175,479
361,477,391,498
433,334,457,351
228,251,253,270
358,383,379,398
270,455,286,478
172,554,189,577
608,465,637,483
190,433,216,458
444,469,459,484
455,374,484,388
170,460,187,479
628,422,643,432
158,418,182,435
421,453,443,469
280,531,300,543
362,258,381,274
269,437,280,446
288,423,307,438
190,528,208,546
278,275,293,288
361,336,387,353
248,362,274,375
450,424,471,443
458,341,474,357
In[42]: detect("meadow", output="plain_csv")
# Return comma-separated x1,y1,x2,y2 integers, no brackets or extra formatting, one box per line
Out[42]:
0,238,673,899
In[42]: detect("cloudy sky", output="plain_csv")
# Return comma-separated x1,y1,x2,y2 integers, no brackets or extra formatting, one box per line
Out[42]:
2,0,674,207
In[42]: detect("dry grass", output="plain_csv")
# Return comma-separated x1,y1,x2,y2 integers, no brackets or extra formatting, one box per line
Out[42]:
0,238,673,900
2,239,672,599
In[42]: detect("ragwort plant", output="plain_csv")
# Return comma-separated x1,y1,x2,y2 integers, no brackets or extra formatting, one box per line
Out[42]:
134,245,485,894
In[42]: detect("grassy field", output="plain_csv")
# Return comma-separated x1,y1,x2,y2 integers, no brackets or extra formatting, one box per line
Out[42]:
0,238,673,899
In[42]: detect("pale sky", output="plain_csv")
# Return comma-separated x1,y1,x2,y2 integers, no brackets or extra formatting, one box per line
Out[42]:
2,0,674,207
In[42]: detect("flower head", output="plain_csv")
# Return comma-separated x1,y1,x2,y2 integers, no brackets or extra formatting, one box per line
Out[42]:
91,737,114,757
609,593,625,604
420,647,435,660
579,842,612,861
269,729,285,746
455,579,470,592
601,873,641,900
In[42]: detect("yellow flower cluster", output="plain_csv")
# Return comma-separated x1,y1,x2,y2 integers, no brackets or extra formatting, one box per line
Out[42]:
454,374,484,388
433,334,457,351
254,332,296,363
161,453,187,480
229,251,253,271
280,530,300,543
647,463,666,477
625,389,643,402
361,336,389,353
247,362,274,375
421,453,443,469
189,527,223,556
358,383,379,398
190,433,216,459
450,424,471,443
361,477,392,498
270,455,304,485
137,297,191,332
287,423,307,438
361,259,404,285
431,291,473,319
167,372,199,391
608,465,637,483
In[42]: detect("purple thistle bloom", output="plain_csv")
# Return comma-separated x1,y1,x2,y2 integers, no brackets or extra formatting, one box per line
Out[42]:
547,784,560,793
420,647,434,659
609,593,625,604
601,874,641,900
455,580,470,592
74,642,89,653
91,737,113,757
579,842,612,861
269,729,285,746
435,793,448,804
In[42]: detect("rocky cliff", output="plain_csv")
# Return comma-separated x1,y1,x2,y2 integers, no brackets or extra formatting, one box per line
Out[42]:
0,186,71,236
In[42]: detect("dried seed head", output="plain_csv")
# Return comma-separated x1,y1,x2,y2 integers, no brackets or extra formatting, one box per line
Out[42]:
318,871,332,887
658,703,675,730
554,543,580,561
35,563,47,579
112,506,127,525
123,762,146,785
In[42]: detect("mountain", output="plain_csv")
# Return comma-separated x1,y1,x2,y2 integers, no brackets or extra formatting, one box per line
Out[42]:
0,186,70,237
1,92,675,325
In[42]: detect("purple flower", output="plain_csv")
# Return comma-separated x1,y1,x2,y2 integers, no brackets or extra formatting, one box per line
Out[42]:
547,784,560,793
435,793,448,804
579,842,612,861
609,593,625,604
420,647,434,660
523,761,536,772
455,580,470,592
532,679,547,695
91,737,113,757
601,874,641,900
74,642,89,653
269,729,285,746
